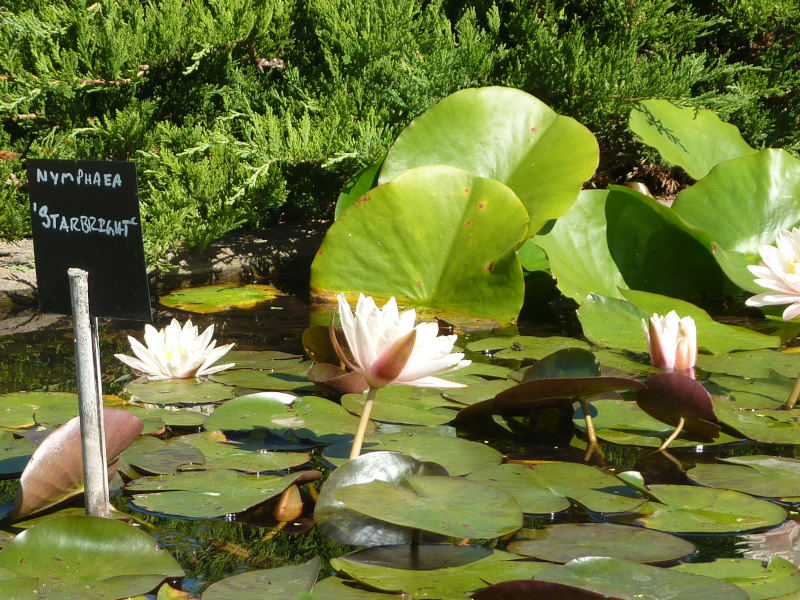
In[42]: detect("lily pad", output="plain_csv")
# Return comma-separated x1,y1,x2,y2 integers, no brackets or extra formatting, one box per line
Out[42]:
508,522,694,564
341,387,462,426
630,483,787,533
672,148,800,293
379,86,599,235
688,455,800,501
466,464,571,514
159,284,282,313
202,555,320,600
332,474,522,540
210,368,316,393
706,372,793,409
223,350,303,370
0,432,36,476
629,99,756,180
697,349,800,379
124,379,235,406
331,547,547,598
713,395,800,445
573,400,740,448
535,556,748,600
465,335,590,360
0,392,78,430
672,556,800,600
179,431,311,473
310,165,530,322
322,431,502,476
121,436,206,475
205,393,366,445
529,462,646,514
127,469,318,518
441,378,516,406
0,515,183,599
315,451,449,546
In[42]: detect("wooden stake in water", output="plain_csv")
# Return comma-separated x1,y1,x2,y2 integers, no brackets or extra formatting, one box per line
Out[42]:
68,268,110,518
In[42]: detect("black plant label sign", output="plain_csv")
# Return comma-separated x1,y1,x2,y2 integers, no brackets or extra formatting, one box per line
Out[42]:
27,159,151,321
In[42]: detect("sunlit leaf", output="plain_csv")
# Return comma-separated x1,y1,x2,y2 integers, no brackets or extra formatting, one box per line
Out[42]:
159,284,282,313
202,556,320,600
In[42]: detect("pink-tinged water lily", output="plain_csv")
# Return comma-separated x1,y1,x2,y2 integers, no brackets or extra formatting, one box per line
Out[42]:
642,311,697,372
745,228,800,321
334,294,471,389
333,294,470,458
114,318,234,380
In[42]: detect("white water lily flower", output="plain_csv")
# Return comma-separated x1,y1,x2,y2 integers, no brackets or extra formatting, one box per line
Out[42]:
745,228,800,321
642,311,697,371
335,294,470,389
115,318,234,380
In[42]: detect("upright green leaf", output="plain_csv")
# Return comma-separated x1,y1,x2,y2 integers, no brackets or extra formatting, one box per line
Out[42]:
379,86,598,234
311,165,529,322
629,100,756,179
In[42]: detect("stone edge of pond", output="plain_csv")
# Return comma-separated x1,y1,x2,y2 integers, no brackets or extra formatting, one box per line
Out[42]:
0,222,327,335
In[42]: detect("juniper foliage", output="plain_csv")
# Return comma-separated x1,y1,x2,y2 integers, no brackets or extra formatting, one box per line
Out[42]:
1,0,797,266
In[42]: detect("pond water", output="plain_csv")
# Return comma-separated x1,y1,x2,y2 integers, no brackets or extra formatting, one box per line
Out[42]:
1,282,800,598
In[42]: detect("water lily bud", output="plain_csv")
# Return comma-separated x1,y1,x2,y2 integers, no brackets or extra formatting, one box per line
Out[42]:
642,311,697,372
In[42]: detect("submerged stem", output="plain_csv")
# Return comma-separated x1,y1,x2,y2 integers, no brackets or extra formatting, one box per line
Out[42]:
579,398,603,461
349,387,378,459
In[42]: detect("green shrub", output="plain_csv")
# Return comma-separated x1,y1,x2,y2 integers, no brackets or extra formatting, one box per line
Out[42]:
1,0,797,267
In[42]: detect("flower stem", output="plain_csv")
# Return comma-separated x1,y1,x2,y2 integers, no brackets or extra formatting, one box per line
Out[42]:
350,387,377,459
786,374,800,409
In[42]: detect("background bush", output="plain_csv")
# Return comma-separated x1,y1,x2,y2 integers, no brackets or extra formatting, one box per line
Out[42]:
1,0,797,267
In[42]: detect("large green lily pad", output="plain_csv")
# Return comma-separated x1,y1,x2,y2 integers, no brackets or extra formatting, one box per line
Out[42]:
629,99,756,180
205,393,365,445
509,522,694,564
159,284,282,313
331,547,547,599
672,556,800,600
535,556,748,600
179,431,311,473
335,155,384,220
127,469,317,518
311,165,529,322
0,515,183,600
630,483,787,533
332,474,522,540
672,148,800,293
379,86,599,235
222,350,303,370
466,464,571,514
322,431,502,476
122,436,207,475
535,187,721,304
202,556,320,600
688,455,800,501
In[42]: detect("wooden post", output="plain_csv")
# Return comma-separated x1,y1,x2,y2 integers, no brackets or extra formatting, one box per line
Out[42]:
68,268,110,518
